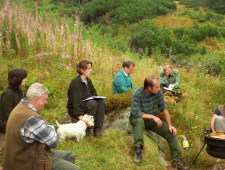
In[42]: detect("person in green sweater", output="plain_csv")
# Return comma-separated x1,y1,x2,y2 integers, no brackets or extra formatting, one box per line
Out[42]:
159,65,180,91
0,68,27,133
67,60,106,138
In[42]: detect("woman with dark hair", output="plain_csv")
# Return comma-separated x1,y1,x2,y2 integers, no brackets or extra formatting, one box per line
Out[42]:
67,60,106,138
0,68,27,133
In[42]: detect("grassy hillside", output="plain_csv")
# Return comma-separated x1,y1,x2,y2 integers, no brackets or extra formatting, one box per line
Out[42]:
0,0,225,169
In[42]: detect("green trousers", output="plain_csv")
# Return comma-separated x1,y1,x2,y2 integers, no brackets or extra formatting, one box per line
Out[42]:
130,117,181,159
47,150,81,170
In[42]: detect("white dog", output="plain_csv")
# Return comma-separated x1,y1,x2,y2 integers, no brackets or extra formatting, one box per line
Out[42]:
56,114,94,142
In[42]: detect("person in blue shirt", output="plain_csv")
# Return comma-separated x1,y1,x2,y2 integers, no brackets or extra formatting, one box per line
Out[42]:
211,105,225,132
113,60,135,94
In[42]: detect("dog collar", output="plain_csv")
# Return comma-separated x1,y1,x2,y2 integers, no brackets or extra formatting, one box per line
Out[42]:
81,119,91,128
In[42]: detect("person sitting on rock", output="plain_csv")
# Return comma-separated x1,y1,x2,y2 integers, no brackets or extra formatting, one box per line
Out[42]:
129,75,189,170
67,59,106,138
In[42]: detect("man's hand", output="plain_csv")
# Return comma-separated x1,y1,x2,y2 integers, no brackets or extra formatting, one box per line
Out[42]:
153,116,162,127
169,126,177,135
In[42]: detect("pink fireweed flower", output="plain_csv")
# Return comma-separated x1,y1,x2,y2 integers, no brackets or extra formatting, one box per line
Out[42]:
64,14,67,17
5,10,8,13
54,21,57,23
39,76,44,79
64,53,67,57
35,8,37,11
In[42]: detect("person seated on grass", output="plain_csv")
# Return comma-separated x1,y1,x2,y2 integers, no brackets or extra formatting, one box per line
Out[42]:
113,59,135,94
3,83,80,170
67,59,106,138
159,65,180,90
159,65,182,101
211,105,225,132
0,68,27,134
129,75,189,170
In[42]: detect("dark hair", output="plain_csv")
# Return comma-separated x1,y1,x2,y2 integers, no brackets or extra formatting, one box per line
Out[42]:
76,60,92,75
144,75,159,89
8,68,27,89
122,60,135,68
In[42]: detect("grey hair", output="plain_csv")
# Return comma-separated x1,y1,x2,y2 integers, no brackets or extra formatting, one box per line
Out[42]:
163,65,172,71
26,83,50,100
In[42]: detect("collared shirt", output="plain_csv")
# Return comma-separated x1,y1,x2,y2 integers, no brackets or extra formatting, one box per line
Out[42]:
130,87,168,118
121,69,128,77
20,99,58,148
159,69,180,88
113,69,134,94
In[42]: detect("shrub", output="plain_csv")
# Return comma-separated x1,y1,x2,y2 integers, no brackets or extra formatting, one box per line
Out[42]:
200,54,225,75
130,20,196,56
81,0,176,24
200,45,207,55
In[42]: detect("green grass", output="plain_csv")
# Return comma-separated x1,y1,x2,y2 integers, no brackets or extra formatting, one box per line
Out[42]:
1,1,225,169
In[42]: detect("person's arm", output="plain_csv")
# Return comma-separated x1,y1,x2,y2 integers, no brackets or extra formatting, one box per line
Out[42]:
1,91,14,119
211,107,220,132
70,79,85,117
89,79,98,96
21,116,58,148
173,70,180,88
163,109,177,135
140,113,162,127
159,70,169,87
113,74,131,94
211,114,217,132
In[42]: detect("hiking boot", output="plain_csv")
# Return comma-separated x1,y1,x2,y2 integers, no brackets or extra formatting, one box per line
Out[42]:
133,151,143,164
94,126,102,138
86,127,91,137
172,159,189,170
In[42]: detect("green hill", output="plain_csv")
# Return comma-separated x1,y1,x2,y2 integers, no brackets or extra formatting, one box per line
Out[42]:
0,0,225,169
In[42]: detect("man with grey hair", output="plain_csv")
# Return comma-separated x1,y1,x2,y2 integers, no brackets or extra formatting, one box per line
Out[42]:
159,65,180,91
113,59,135,94
3,83,80,170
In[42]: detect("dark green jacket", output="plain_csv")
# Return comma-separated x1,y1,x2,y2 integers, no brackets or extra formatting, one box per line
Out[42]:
0,87,23,133
67,76,97,118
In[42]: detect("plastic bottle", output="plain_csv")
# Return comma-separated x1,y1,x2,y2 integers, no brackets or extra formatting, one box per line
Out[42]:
182,135,189,150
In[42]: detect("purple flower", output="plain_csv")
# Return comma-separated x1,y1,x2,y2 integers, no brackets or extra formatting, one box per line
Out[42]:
74,32,76,34
64,53,67,57
35,8,37,11
39,76,44,79
0,16,2,19
64,14,67,17
54,21,57,23
75,11,77,14
5,10,8,13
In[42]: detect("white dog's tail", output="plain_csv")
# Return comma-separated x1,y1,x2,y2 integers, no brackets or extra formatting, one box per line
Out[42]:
55,118,60,127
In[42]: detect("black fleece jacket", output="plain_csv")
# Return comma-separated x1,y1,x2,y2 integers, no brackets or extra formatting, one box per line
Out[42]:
67,75,97,118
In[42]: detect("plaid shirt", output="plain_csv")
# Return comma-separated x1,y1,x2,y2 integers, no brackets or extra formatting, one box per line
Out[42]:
130,87,168,118
20,99,59,148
